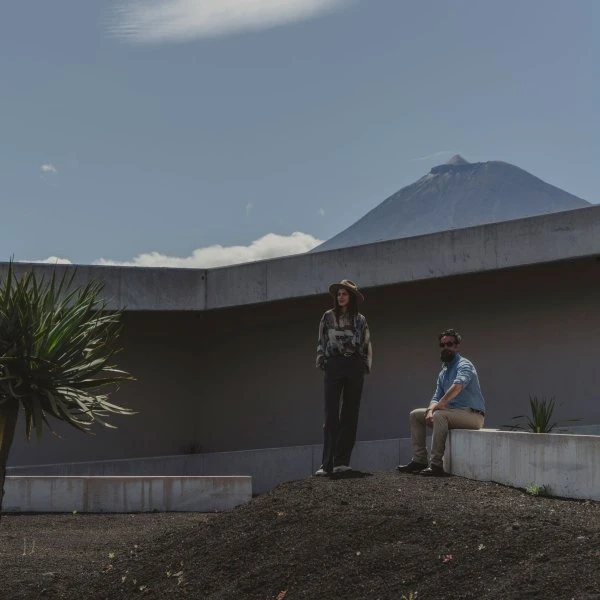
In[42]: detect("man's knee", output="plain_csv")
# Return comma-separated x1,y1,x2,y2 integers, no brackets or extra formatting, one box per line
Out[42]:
410,408,426,422
432,411,448,426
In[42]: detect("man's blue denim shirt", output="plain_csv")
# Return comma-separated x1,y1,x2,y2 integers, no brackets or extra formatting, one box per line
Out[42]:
431,353,486,413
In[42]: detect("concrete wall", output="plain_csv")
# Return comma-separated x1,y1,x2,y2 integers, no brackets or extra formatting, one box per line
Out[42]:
11,430,599,503
4,263,208,311
205,204,600,309
8,438,416,495
4,203,600,312
3,476,252,512
447,429,600,501
8,256,600,467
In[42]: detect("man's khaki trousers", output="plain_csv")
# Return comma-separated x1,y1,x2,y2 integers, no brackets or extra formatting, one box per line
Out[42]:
410,407,484,468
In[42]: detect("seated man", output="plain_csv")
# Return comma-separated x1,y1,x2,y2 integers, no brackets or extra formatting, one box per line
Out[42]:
397,328,486,476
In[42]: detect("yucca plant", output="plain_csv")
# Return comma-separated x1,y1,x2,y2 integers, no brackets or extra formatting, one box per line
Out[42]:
508,395,557,433
0,262,135,517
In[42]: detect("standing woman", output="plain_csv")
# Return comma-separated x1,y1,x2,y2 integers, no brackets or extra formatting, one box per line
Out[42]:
315,279,372,475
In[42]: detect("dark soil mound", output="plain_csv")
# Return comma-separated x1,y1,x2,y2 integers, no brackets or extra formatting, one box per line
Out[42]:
2,472,600,599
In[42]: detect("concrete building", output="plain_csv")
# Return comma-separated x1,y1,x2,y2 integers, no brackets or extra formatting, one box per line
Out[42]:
7,204,600,468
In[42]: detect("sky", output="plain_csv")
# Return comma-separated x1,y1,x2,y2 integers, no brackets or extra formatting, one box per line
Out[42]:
1,0,598,268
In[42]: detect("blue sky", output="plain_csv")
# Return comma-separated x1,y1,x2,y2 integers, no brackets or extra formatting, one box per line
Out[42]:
1,0,598,267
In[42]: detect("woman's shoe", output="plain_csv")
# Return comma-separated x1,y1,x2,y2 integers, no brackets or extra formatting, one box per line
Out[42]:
332,465,352,473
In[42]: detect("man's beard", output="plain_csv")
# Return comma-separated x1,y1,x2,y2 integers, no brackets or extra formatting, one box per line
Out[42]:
440,349,455,363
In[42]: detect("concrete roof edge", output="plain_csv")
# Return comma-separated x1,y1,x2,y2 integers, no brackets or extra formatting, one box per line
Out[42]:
204,204,600,309
3,204,599,311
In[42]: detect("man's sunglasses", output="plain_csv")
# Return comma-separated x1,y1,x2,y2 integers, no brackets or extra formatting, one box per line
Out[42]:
439,341,456,348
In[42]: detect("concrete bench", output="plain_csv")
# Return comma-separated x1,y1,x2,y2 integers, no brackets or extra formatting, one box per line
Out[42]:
447,428,600,501
3,475,252,513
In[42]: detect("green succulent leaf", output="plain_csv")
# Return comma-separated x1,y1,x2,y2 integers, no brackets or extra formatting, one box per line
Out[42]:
0,261,135,438
504,395,578,433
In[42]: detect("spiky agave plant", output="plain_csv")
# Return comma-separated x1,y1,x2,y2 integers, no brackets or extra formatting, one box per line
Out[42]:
0,263,135,515
509,395,557,433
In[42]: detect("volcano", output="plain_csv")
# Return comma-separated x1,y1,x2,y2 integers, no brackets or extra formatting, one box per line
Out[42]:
313,155,591,252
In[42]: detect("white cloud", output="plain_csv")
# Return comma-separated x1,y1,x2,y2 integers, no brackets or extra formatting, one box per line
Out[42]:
246,202,254,215
95,231,322,267
318,207,325,216
92,231,322,268
29,233,322,268
40,163,58,174
24,256,72,265
108,0,353,43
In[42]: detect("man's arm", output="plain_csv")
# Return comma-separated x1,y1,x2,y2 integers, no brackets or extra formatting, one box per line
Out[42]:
429,374,444,406
431,383,463,412
426,374,445,415
429,360,473,415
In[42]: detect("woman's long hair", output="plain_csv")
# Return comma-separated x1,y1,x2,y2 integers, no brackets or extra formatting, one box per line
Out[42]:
333,291,358,322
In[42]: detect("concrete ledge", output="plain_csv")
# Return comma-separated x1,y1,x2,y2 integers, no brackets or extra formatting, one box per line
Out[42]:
8,438,418,495
447,429,600,501
5,204,600,311
3,476,252,513
10,432,600,503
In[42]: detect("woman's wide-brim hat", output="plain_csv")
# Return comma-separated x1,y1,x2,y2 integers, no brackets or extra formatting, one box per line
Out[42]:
328,279,365,303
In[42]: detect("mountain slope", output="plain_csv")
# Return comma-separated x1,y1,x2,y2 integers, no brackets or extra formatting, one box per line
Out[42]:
314,155,591,252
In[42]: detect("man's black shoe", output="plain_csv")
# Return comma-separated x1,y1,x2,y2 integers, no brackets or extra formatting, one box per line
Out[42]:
419,464,445,477
396,461,428,474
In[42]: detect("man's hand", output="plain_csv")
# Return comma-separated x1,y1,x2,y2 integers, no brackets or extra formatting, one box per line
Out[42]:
425,408,434,427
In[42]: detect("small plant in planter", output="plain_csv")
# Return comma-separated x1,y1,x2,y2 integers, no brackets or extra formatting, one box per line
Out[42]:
506,395,579,433
509,395,558,433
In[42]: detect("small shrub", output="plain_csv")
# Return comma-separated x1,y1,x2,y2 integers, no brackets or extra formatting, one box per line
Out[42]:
510,395,557,433
525,483,551,496
505,395,580,433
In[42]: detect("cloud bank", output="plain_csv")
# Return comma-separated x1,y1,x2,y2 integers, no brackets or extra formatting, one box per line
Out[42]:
32,256,72,265
109,0,352,43
29,231,322,269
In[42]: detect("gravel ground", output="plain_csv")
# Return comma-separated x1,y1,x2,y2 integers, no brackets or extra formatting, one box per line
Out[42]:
2,471,600,600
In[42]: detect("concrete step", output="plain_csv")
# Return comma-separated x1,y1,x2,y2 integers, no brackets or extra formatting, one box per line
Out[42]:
3,475,252,513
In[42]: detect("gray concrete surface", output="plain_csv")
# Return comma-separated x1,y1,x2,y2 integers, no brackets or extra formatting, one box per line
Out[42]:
558,424,600,435
3,475,251,513
3,203,600,311
3,262,207,311
447,429,600,501
11,428,600,504
4,205,600,468
8,438,418,494
8,255,600,467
